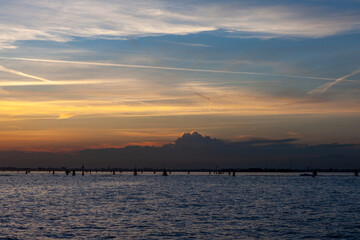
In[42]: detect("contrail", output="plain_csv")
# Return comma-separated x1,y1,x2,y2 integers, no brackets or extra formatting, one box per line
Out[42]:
0,65,55,83
0,80,113,87
194,91,212,111
308,69,360,95
0,57,344,82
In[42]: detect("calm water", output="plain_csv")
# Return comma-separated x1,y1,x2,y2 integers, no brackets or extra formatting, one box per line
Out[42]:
0,172,359,239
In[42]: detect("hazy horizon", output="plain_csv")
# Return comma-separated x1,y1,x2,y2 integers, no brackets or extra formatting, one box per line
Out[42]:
0,131,359,169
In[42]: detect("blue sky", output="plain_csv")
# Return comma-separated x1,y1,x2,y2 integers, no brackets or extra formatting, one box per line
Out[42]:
0,0,359,151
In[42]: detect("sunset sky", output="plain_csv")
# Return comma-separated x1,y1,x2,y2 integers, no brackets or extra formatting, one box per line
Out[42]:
0,0,359,152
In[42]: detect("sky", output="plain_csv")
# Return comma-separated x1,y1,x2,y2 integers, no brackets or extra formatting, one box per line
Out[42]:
0,0,359,153
1,131,359,169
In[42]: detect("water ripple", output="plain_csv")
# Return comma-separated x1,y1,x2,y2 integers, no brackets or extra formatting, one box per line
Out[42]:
0,173,359,239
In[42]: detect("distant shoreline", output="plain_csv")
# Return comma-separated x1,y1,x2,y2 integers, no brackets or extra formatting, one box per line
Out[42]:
0,167,358,173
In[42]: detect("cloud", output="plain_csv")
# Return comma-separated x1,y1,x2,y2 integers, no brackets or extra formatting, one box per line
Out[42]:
0,87,10,95
58,113,76,119
1,1,360,49
158,40,212,48
0,76,358,123
71,132,360,169
175,131,222,146
309,69,360,95
1,132,359,169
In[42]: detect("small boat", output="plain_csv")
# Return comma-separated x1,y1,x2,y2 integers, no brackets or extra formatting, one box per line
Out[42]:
300,173,312,176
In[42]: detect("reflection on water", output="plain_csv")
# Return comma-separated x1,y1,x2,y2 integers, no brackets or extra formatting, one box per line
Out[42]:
0,172,359,239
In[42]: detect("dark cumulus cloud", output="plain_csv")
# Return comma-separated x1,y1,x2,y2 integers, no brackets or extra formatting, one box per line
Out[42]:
0,132,359,169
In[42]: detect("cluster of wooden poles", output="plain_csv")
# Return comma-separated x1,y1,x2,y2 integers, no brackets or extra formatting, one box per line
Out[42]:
22,169,359,177
23,167,238,176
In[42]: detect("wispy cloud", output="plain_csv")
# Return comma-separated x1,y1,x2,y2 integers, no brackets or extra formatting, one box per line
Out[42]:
308,69,360,95
1,1,360,49
58,112,76,119
158,40,211,48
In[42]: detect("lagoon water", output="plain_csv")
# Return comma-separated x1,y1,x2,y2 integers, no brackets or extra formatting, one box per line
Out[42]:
0,172,359,239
